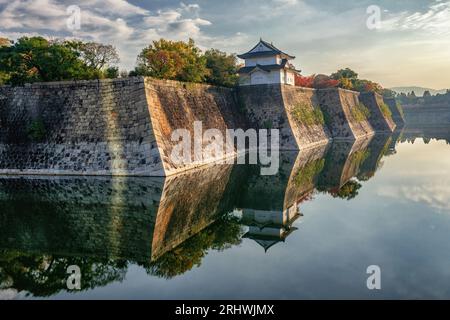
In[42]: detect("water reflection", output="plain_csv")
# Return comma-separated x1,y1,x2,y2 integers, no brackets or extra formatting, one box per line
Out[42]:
1,128,445,298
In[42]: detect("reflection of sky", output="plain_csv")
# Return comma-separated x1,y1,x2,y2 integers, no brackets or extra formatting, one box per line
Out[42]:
377,140,450,213
40,138,450,300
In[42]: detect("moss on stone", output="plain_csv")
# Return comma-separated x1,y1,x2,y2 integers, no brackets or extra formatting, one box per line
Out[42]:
380,102,393,121
27,119,46,142
291,103,325,126
293,158,325,187
351,102,371,122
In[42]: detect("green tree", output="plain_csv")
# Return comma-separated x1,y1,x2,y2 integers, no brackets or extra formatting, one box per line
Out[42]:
105,66,119,79
204,49,239,87
0,37,97,85
133,38,209,83
331,180,362,200
331,68,358,80
0,37,11,84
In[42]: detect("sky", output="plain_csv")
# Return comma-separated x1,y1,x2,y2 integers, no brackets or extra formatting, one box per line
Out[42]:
0,0,449,89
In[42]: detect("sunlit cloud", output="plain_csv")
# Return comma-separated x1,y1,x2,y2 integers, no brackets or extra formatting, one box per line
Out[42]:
381,1,450,35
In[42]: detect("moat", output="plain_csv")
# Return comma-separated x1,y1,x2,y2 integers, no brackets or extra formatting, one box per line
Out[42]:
1,128,450,300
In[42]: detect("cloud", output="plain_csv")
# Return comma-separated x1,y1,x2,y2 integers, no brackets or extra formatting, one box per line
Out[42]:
0,1,236,70
143,6,212,39
381,1,450,35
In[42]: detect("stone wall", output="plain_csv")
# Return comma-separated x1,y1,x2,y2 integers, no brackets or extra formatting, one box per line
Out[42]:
403,104,450,127
0,78,164,176
238,84,333,150
144,79,246,175
0,77,246,177
359,92,396,132
384,97,405,126
1,77,389,177
317,88,374,140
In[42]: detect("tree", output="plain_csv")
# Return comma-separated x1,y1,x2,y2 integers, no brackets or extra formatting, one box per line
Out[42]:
331,68,358,80
330,180,362,200
313,74,339,89
133,38,209,83
423,90,431,98
105,66,119,79
382,88,397,98
204,49,238,87
339,77,354,90
0,37,98,85
0,37,11,47
67,41,119,70
295,74,315,88
353,79,383,94
0,38,11,84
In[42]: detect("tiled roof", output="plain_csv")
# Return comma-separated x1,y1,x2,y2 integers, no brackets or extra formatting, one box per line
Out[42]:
238,59,300,74
238,39,295,60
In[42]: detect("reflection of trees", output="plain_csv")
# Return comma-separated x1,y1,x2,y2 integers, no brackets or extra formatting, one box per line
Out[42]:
328,179,362,201
0,250,127,297
144,214,243,279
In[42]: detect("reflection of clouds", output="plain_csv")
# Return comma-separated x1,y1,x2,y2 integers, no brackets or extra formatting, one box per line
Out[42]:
0,289,18,300
378,181,450,213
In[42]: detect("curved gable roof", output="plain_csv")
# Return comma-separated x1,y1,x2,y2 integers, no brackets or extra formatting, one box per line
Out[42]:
238,39,295,60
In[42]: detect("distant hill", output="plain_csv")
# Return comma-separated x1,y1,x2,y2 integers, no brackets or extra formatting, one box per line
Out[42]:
390,87,448,97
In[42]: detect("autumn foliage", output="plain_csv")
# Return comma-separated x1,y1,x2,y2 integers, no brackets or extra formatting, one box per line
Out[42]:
295,74,339,89
294,74,314,87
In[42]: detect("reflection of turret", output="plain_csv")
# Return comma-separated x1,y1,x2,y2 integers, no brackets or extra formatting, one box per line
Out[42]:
241,207,300,252
317,137,372,192
237,144,329,251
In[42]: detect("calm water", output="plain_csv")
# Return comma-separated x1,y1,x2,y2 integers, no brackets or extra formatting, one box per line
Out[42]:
2,128,450,300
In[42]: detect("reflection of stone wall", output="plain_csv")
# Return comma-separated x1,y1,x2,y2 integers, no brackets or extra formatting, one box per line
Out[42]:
360,92,396,132
358,134,392,180
318,137,372,190
284,144,329,208
151,165,235,259
317,88,374,140
237,152,298,211
0,165,236,263
0,176,161,263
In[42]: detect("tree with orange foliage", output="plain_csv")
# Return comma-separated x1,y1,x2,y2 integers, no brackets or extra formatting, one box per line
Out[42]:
295,74,315,88
313,74,340,89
